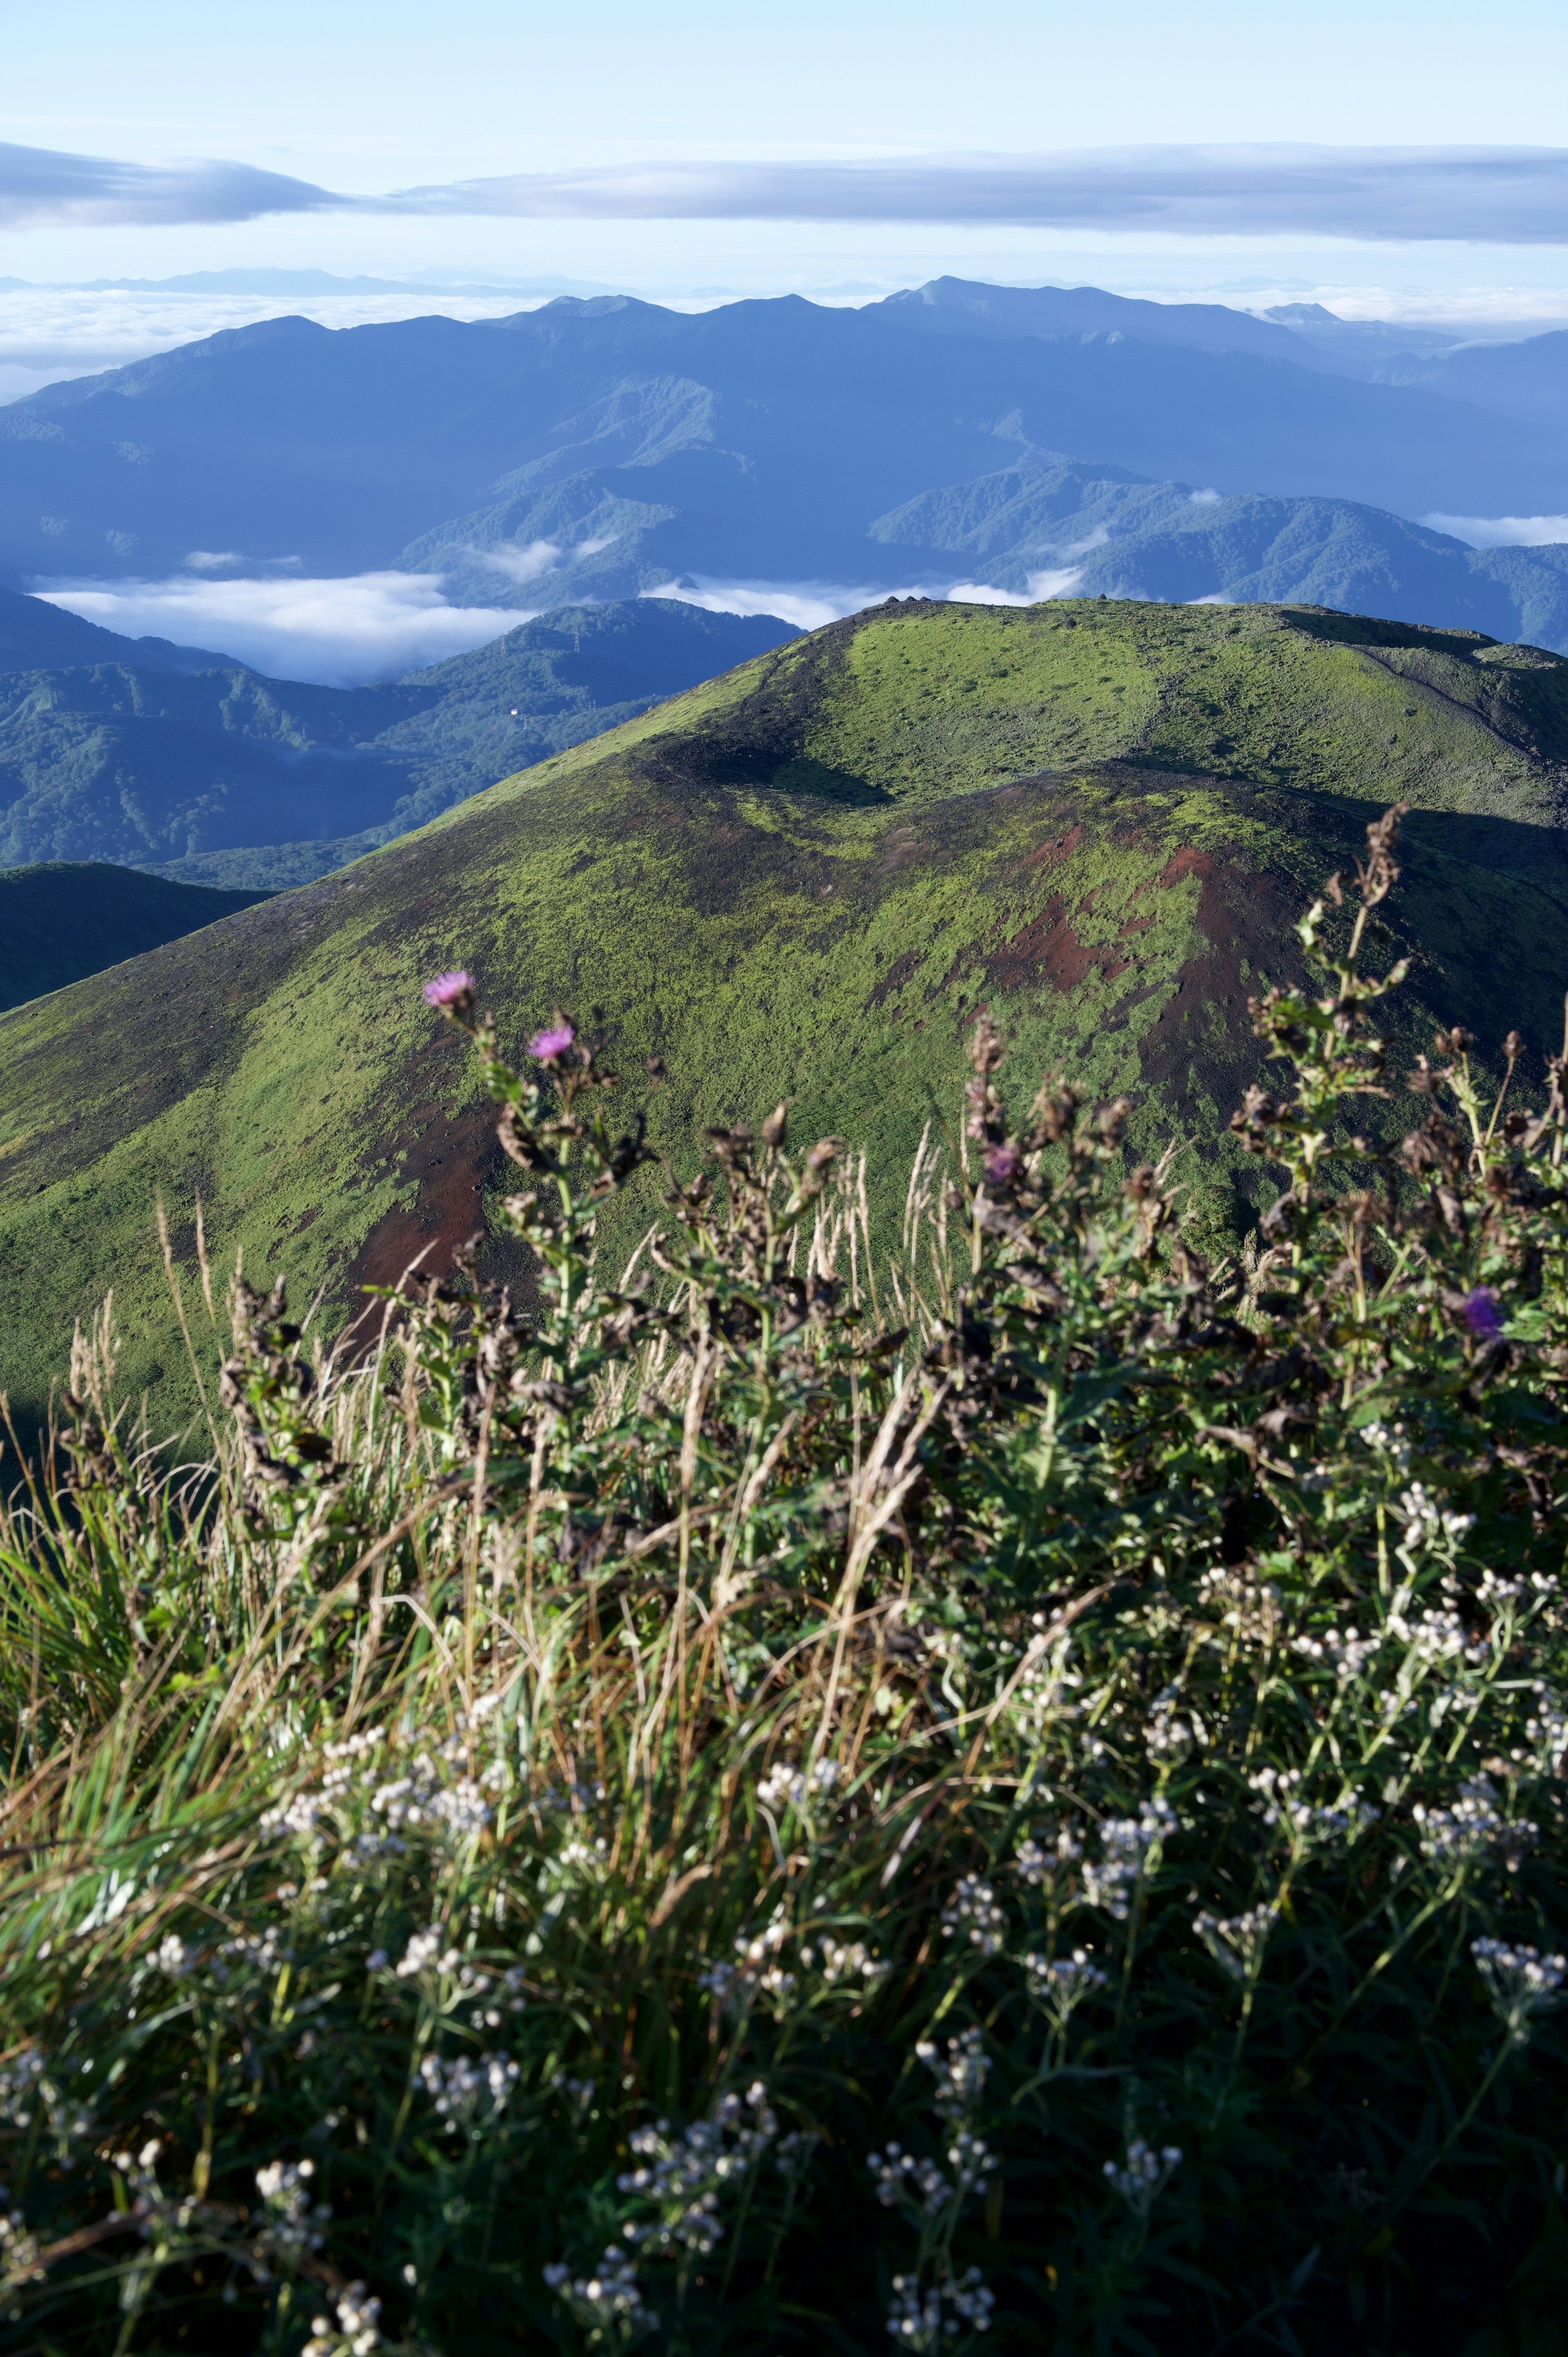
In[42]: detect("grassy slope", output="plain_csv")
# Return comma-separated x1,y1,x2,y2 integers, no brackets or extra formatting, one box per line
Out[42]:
2,596,1566,1443
0,863,271,1012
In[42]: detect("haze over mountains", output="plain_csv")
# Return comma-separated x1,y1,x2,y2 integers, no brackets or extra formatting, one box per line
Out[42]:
8,276,1568,658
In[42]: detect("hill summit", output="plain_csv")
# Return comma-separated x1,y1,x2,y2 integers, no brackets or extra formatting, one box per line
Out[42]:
2,594,1567,1443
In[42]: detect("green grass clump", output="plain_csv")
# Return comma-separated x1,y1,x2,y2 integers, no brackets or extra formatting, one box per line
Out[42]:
0,812,1565,2354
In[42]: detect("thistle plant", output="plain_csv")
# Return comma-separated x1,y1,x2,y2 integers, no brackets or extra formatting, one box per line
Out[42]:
0,809,1563,2354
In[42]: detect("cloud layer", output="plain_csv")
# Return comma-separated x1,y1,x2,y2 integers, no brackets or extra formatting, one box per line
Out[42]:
387,148,1568,243
0,140,334,230
11,139,1568,242
31,572,522,686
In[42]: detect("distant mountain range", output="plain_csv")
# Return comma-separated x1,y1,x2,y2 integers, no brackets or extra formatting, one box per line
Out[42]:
6,277,1568,610
0,593,798,885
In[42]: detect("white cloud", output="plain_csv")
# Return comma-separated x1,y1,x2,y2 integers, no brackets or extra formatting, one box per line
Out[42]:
1025,566,1086,598
644,571,1086,629
30,571,522,685
643,577,924,630
1422,512,1568,547
381,146,1568,246
185,550,243,569
0,139,334,230
469,538,564,584
11,137,1568,246
946,581,1037,606
1189,488,1223,505
1062,524,1111,554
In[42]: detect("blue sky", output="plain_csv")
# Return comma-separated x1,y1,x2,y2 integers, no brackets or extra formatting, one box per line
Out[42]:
5,0,1568,296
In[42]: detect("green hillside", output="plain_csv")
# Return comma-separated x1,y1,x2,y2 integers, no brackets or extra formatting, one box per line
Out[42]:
0,600,798,886
0,862,270,1012
3,595,1566,1444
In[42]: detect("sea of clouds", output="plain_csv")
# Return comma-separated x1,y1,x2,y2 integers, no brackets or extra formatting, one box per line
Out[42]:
32,566,1074,683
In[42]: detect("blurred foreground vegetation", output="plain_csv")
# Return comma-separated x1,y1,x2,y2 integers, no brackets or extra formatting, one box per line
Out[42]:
0,811,1565,2357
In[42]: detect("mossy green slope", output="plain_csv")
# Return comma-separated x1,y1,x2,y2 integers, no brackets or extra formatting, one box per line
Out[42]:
3,597,1566,1445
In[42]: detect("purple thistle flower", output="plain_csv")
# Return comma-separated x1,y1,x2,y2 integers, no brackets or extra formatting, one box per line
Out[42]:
423,970,473,1009
528,1021,576,1062
984,1143,1022,1186
1461,1287,1505,1343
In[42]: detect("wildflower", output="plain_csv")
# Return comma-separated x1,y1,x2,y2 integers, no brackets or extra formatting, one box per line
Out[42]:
155,1933,198,1977
869,2143,954,2217
543,2245,651,2338
303,2283,382,2357
528,1019,576,1062
1413,1775,1537,1872
0,2049,45,2127
1461,1287,1505,1344
1016,1822,1082,1885
615,2084,777,2256
1193,1902,1278,1983
983,1143,1022,1187
1082,1796,1176,1920
423,970,474,1014
887,2266,995,2346
254,2158,328,2265
1105,2136,1182,2219
940,1875,1007,1956
916,2027,991,2120
418,2050,519,2135
757,1758,839,1815
1472,1936,1566,2044
1024,1947,1108,2027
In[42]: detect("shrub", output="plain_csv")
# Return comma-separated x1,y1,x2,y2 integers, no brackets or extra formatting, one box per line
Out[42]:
0,810,1564,2356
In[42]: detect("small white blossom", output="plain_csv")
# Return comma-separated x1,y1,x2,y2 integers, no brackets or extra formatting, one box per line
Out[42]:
1105,2136,1182,2219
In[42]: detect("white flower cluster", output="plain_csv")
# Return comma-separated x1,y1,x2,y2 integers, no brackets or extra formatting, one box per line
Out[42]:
1472,1937,1566,2042
1024,1948,1109,2029
1247,1767,1379,1847
757,1758,840,1815
1524,1686,1568,1774
0,2048,45,2127
254,2158,329,2266
1082,1797,1176,1920
699,1907,796,2007
1414,1775,1537,1872
615,2083,778,2258
418,2050,520,2136
814,1938,892,1987
1396,1484,1475,1554
303,2282,382,2357
1104,2136,1183,2219
0,2206,43,2292
1145,1682,1198,1760
0,2047,92,2161
1193,1902,1278,1983
886,2266,995,2348
869,2145,960,2218
941,1875,1007,1957
1385,1605,1489,1670
213,1928,283,1983
261,1724,497,1860
1008,1621,1082,1733
916,2027,990,2121
1014,1823,1082,1886
1290,1626,1381,1680
1197,1565,1281,1646
543,2244,651,2339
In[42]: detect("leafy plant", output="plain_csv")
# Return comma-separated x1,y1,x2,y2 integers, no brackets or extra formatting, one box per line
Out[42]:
0,810,1564,2356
